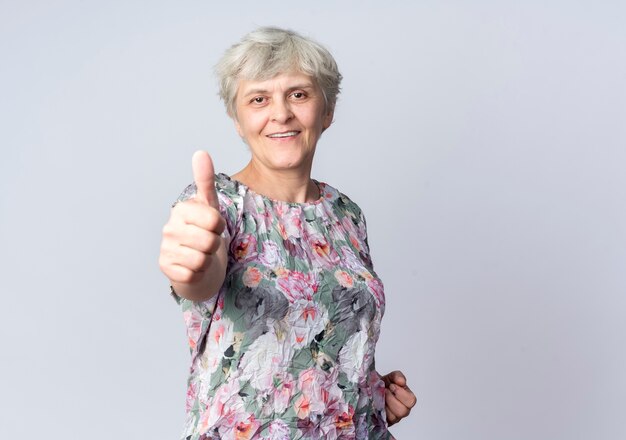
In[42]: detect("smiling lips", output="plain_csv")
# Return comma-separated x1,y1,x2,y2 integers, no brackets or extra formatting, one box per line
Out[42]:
267,131,301,138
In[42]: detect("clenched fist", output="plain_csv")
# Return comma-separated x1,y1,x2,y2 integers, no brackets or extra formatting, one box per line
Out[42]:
382,370,417,426
159,151,229,301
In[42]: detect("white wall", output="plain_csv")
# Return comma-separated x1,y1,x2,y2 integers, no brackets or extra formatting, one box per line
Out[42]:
1,1,624,439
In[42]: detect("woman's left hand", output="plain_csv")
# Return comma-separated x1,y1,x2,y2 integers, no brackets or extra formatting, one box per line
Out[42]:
382,370,417,426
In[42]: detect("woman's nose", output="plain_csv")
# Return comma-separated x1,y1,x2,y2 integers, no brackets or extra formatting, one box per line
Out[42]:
270,99,293,124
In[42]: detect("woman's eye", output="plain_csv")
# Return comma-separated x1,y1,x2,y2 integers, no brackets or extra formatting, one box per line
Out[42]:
252,97,265,104
292,92,305,99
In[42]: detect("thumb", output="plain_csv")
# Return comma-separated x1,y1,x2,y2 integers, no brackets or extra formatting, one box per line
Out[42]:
192,150,219,208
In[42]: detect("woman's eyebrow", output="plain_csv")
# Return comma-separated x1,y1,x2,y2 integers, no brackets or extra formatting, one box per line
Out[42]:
286,83,314,91
241,88,268,98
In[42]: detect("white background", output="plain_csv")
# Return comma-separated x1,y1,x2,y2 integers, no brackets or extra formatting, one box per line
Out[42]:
1,1,625,439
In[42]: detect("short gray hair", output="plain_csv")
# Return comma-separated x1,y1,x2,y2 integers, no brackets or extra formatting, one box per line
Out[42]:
215,27,342,118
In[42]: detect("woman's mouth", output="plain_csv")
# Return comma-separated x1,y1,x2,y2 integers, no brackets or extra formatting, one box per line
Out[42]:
267,131,300,138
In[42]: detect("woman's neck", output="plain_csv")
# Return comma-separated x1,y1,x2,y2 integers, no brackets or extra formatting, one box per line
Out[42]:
231,161,320,203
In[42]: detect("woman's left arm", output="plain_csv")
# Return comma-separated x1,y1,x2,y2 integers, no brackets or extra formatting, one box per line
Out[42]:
382,370,417,426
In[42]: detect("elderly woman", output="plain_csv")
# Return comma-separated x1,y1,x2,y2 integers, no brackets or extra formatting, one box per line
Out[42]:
159,27,416,439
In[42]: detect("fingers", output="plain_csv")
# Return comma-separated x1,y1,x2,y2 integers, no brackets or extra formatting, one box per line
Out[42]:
160,211,224,282
172,202,226,235
383,370,416,426
389,382,417,409
192,150,220,209
175,224,223,254
385,391,400,426
160,261,207,285
159,238,217,281
385,385,416,426
385,389,407,425
171,245,214,273
383,370,407,388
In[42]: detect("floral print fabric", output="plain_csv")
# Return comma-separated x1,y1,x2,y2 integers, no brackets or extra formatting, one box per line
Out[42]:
173,174,390,439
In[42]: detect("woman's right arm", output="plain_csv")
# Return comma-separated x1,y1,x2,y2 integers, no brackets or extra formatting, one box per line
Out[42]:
158,151,228,302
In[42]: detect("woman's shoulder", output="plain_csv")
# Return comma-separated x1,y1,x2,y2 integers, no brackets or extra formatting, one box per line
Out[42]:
319,181,366,223
215,172,243,200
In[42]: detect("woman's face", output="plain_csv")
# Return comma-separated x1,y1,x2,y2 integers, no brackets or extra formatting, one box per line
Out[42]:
233,71,333,174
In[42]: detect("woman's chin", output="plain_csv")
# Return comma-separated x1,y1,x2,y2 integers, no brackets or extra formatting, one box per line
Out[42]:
266,156,312,172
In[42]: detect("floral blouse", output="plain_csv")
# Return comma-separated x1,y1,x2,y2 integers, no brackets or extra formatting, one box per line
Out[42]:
172,174,391,439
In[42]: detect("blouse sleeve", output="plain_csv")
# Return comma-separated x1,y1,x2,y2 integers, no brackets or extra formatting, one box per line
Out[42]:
356,207,375,271
168,179,241,358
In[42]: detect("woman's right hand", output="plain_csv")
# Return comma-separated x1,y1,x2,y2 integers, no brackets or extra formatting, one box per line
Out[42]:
158,151,228,302
382,370,417,426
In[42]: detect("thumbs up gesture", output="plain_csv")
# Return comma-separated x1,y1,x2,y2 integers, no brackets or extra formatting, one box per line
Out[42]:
159,151,228,301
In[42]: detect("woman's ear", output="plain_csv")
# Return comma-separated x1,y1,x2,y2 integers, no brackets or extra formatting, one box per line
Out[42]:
233,116,244,138
322,106,335,131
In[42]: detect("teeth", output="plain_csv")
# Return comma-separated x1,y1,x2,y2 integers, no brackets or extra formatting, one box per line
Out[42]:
268,131,299,138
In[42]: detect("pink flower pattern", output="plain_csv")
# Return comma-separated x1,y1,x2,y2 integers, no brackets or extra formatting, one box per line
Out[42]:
173,175,390,439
